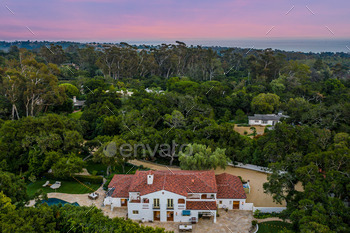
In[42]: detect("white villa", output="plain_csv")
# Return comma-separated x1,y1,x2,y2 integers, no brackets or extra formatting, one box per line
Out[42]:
103,170,247,223
248,113,288,126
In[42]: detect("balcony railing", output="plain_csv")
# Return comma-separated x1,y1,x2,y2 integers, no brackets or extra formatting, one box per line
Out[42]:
152,204,160,209
166,205,174,210
187,194,215,200
129,199,141,203
200,196,215,200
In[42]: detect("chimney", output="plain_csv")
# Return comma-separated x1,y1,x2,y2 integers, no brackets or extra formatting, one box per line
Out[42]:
147,174,154,185
73,96,77,103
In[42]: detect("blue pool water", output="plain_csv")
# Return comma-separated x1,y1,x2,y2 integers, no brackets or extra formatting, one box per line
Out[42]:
42,198,79,206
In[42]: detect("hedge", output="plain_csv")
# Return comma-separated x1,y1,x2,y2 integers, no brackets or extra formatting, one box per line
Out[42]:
42,173,103,184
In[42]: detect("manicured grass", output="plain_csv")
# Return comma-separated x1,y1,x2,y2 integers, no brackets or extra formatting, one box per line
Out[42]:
27,179,100,198
68,111,83,119
257,221,292,233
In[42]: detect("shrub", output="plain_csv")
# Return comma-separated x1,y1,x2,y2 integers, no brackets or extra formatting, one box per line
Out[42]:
42,173,103,184
252,220,258,226
253,209,281,219
74,175,103,184
253,209,261,218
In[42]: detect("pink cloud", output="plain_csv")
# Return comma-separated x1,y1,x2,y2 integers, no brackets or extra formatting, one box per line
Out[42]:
1,0,349,41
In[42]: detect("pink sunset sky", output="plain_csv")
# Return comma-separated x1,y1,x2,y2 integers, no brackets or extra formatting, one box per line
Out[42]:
1,0,350,41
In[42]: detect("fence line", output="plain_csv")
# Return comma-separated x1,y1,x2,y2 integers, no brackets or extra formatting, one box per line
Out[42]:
228,162,272,174
253,206,286,213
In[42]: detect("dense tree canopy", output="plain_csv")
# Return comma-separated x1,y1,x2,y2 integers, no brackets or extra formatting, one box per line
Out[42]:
0,114,85,177
0,42,350,232
0,192,170,233
179,143,229,170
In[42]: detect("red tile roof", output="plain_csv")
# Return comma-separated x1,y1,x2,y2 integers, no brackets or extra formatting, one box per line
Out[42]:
215,173,247,199
128,170,217,196
108,174,133,198
108,171,246,200
186,201,217,210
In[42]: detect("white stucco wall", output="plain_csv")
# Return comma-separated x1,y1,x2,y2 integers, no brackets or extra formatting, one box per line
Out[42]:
129,192,140,200
242,202,254,211
128,190,188,222
249,119,277,126
217,199,246,210
104,196,112,205
104,197,122,209
127,190,218,222
187,193,216,199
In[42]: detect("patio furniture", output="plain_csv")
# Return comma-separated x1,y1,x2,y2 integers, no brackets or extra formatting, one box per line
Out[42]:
190,217,197,224
202,212,212,219
50,181,61,190
42,181,50,187
88,192,99,200
179,224,192,232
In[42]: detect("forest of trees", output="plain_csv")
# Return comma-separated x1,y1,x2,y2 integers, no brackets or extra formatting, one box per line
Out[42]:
0,42,349,232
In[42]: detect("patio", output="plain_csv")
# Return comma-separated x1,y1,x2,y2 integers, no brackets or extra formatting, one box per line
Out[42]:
141,209,253,233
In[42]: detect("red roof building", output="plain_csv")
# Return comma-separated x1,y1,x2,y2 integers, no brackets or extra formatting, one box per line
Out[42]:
215,173,247,199
105,170,248,223
108,170,246,200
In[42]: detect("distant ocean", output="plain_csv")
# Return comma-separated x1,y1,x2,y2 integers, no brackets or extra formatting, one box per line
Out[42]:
130,39,350,53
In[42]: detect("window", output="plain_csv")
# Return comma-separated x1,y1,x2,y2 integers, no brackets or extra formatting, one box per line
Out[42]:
153,198,160,207
132,210,139,214
262,120,268,124
255,120,259,123
219,201,222,204
167,199,174,208
178,199,185,204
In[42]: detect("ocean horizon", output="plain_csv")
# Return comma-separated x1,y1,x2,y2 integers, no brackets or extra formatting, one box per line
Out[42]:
129,38,350,53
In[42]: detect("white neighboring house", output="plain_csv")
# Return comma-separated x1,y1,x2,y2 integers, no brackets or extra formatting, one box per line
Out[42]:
103,170,247,223
72,96,85,110
116,90,134,97
145,88,164,94
248,113,288,126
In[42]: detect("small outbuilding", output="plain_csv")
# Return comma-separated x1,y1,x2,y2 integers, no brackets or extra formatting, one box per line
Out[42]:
248,113,288,126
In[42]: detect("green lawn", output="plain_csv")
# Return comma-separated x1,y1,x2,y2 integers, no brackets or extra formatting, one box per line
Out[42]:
257,221,292,233
27,179,100,198
68,111,83,119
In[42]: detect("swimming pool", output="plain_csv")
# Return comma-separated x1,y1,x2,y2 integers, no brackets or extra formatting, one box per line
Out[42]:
42,198,79,206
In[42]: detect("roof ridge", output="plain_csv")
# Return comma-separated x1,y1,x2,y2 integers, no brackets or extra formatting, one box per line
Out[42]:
216,173,245,198
162,173,167,190
193,172,216,191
